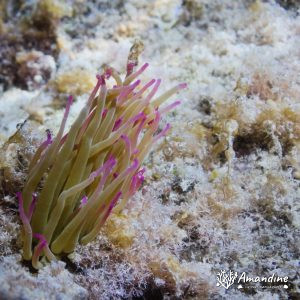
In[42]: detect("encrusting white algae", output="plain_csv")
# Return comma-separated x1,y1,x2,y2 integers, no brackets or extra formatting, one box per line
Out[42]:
0,0,299,299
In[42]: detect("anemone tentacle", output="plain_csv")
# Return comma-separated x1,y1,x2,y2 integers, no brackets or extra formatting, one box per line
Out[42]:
18,60,186,268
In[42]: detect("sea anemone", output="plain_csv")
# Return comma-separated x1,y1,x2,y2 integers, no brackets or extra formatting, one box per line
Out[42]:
17,58,186,269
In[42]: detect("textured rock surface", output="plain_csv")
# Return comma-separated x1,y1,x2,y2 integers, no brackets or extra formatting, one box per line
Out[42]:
0,0,299,299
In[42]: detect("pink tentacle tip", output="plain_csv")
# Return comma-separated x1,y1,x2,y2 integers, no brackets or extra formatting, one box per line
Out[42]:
135,114,147,128
46,130,52,143
126,159,139,174
91,156,115,178
130,168,145,195
131,112,145,123
141,63,149,71
33,233,47,242
131,79,141,89
28,193,38,220
102,108,108,119
127,62,136,75
80,196,88,208
136,168,145,183
139,112,147,120
137,115,146,126
138,167,146,175
121,134,130,146
130,176,137,194
172,100,181,107
62,95,73,118
113,118,123,131
107,155,116,165
96,74,106,85
108,191,122,212
150,110,161,129
160,100,181,114
105,68,112,79
67,95,74,107
68,94,74,102
131,158,139,169
106,160,117,173
33,233,48,257
37,240,47,250
90,170,99,179
136,79,156,96
178,83,188,90
107,158,117,171
154,123,171,142
162,123,171,134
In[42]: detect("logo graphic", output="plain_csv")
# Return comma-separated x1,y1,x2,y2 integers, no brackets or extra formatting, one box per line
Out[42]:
216,270,289,290
216,270,238,289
